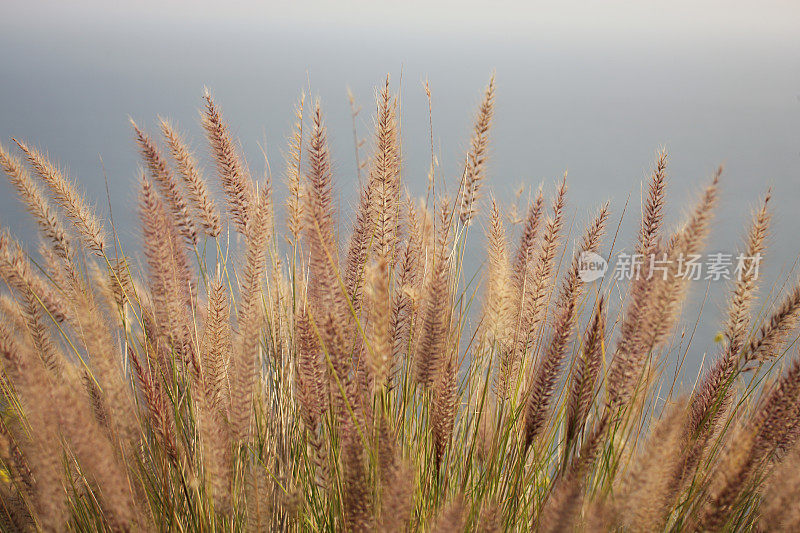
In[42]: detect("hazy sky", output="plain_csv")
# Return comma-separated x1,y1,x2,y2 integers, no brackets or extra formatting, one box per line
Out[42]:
3,1,799,42
1,1,798,379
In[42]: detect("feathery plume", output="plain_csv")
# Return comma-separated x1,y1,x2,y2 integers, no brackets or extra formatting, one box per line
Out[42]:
644,168,720,349
14,139,106,254
484,198,512,345
564,295,607,450
303,101,353,400
433,350,457,470
198,281,234,512
498,188,545,395
371,77,402,261
53,381,138,530
0,322,67,531
132,119,198,245
0,293,26,334
725,192,771,355
0,230,66,323
688,192,772,439
229,190,271,443
459,75,495,226
539,413,610,532
285,93,306,244
638,150,668,257
477,499,503,533
344,174,375,311
693,426,759,531
375,415,413,528
698,348,800,530
760,439,800,531
431,495,466,533
18,284,64,378
295,302,327,430
0,142,72,260
0,237,66,378
341,421,372,532
613,397,689,531
608,166,719,409
304,100,341,312
202,89,254,234
517,176,567,358
378,457,414,533
524,205,608,448
484,198,515,398
159,117,222,237
129,346,178,462
202,277,232,415
366,257,391,391
415,201,452,387
390,196,422,370
675,203,779,503
604,153,668,408
70,276,139,445
511,187,545,276
752,351,800,456
139,176,196,369
743,282,800,363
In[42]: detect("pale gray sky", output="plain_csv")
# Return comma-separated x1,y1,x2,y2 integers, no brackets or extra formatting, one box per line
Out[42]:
3,1,799,42
1,0,798,379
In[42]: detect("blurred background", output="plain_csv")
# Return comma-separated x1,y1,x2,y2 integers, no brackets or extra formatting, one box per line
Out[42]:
1,0,798,378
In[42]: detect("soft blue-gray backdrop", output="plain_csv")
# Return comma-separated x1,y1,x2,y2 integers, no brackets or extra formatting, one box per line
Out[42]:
1,0,798,381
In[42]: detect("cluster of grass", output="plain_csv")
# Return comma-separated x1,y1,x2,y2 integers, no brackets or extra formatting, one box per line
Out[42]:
0,75,799,532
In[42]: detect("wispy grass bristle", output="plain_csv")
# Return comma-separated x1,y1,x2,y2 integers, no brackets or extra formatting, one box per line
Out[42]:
1,79,798,532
